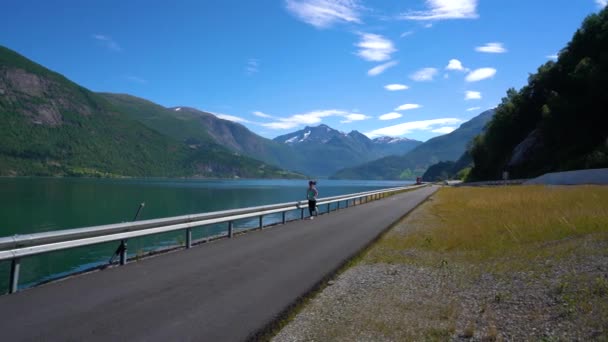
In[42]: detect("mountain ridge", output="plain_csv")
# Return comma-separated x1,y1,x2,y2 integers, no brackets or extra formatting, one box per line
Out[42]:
0,45,303,179
272,124,422,176
331,109,496,180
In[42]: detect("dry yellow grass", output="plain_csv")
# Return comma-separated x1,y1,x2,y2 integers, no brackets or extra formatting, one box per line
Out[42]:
366,185,608,265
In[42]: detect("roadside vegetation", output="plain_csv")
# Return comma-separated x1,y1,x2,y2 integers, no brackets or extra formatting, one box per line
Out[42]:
274,186,608,341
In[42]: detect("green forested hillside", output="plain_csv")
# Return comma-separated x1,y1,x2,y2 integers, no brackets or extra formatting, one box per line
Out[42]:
469,8,608,180
100,94,306,175
0,46,303,179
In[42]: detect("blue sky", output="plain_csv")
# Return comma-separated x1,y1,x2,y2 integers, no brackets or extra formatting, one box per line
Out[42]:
1,0,606,141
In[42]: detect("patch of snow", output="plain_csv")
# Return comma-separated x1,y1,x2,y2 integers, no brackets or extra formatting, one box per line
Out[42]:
285,136,299,144
374,136,409,144
174,107,182,111
299,130,311,142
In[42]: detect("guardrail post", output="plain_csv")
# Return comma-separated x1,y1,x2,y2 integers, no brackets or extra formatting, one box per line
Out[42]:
119,240,127,266
186,228,192,248
9,258,20,294
301,208,304,220
327,203,330,214
337,201,341,210
228,221,234,238
259,215,263,229
282,211,286,224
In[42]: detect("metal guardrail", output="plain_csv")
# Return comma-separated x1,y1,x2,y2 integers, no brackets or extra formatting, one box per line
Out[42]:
0,184,426,294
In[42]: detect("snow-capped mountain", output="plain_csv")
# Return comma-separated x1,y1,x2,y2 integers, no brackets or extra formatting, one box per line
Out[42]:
272,124,422,176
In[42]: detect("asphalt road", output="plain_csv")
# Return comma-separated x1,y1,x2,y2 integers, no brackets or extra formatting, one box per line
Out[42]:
0,186,437,342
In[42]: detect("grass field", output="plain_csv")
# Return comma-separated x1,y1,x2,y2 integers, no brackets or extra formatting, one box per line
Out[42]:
274,185,608,341
367,185,608,266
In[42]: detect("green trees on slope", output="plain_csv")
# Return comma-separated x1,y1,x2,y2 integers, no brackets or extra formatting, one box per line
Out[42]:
469,8,608,181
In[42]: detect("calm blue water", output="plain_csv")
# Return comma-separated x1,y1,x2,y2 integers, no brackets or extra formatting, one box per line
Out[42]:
0,178,411,293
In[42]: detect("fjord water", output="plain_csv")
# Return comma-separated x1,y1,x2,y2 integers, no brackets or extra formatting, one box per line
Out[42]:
0,177,410,293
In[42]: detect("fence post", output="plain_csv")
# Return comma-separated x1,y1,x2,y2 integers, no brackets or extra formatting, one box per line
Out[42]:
9,258,20,294
337,201,341,210
301,208,304,220
327,203,330,214
186,228,192,248
259,215,263,229
119,240,127,266
228,221,234,238
282,211,286,224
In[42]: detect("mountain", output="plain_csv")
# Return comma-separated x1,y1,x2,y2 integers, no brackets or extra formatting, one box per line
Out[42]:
371,136,424,156
469,8,608,180
0,45,303,179
99,94,304,174
331,109,496,180
422,151,473,182
273,124,421,176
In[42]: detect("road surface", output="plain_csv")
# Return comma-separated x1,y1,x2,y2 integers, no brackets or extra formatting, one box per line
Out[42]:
0,186,437,342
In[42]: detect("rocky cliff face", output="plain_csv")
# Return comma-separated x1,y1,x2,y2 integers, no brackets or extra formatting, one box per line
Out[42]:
507,129,545,169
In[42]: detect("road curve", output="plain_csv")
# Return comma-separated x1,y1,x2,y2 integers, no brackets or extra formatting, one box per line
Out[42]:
0,186,437,342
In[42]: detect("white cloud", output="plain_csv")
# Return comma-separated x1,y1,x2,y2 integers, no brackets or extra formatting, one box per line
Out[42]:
446,59,465,71
214,113,252,123
92,34,121,51
466,106,481,112
410,67,438,81
596,0,607,8
126,76,147,84
379,112,403,121
253,111,272,118
246,59,260,75
466,68,497,82
395,103,422,111
547,54,558,60
365,118,463,138
367,61,398,76
402,0,479,21
262,109,368,129
465,91,482,100
263,121,302,130
341,113,371,123
356,33,396,62
432,126,457,134
384,84,409,91
475,42,507,53
284,0,361,28
400,31,414,38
